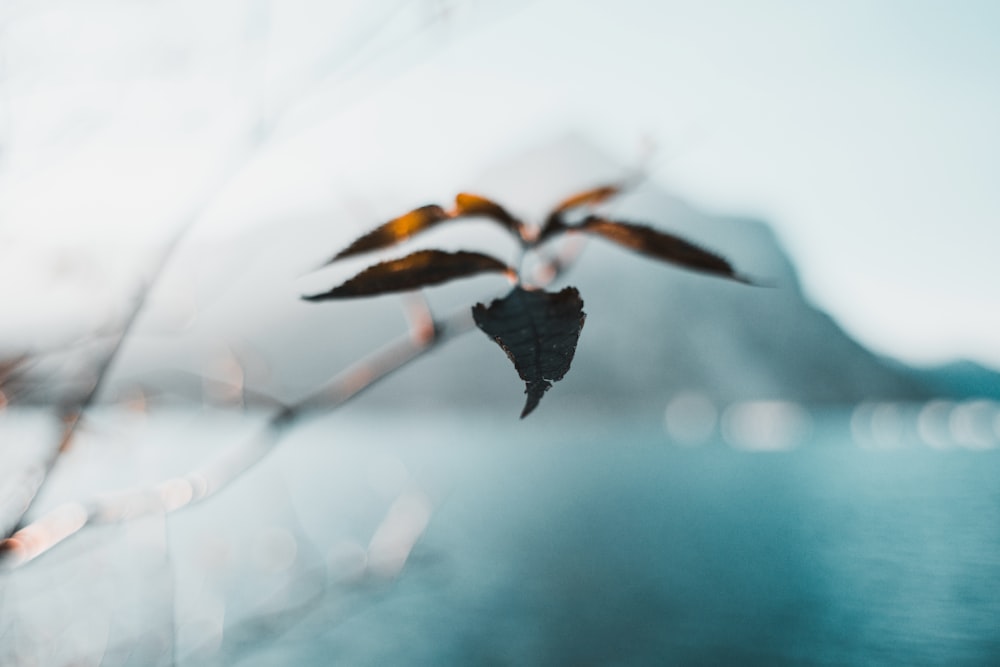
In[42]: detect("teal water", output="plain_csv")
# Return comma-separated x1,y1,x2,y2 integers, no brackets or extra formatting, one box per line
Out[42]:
3,409,1000,665
241,414,1000,666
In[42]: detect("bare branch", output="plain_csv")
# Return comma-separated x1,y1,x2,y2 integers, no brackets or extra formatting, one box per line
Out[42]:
0,238,584,570
0,308,460,569
0,1,472,542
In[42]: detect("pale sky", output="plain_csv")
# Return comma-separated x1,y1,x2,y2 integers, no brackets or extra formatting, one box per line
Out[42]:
1,0,998,370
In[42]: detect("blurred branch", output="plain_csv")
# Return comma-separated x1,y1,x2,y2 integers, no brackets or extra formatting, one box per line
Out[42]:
0,1,471,542
0,306,461,569
0,143,263,539
0,354,32,406
0,238,585,570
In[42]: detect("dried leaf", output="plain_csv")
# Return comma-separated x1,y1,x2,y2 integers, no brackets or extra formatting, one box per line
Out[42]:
326,194,525,264
577,216,753,284
551,184,622,214
472,286,586,418
453,193,524,239
538,184,623,243
536,213,568,245
303,250,514,301
329,205,451,262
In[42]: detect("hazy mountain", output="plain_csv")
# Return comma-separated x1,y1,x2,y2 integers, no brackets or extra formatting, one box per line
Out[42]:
16,135,968,415
906,361,1000,400
170,135,931,416
348,135,932,414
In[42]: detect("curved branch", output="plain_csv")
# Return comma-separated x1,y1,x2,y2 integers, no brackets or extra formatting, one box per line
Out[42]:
0,309,466,569
0,239,584,571
0,1,475,543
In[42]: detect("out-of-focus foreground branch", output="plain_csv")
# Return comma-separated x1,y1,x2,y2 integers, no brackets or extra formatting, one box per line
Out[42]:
0,0,484,546
0,239,587,570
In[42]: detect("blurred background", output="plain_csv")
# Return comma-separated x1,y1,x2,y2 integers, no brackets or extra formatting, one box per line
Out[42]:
1,1,999,665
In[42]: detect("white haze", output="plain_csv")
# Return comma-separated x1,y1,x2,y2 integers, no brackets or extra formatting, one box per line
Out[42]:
1,0,998,369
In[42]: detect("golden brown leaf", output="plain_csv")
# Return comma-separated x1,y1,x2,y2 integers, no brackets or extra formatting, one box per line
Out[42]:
537,184,623,245
325,194,527,264
304,250,515,300
551,184,622,214
328,205,451,262
578,216,753,284
453,193,524,238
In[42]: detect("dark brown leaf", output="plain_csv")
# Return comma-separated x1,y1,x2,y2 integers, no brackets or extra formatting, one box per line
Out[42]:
536,212,568,245
328,205,451,262
303,250,514,301
577,216,753,284
472,286,586,418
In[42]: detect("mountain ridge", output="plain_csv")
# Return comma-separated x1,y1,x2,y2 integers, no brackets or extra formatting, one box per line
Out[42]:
16,135,995,415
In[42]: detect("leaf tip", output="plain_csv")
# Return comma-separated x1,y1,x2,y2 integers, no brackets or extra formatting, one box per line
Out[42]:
730,272,770,287
520,380,551,418
328,249,351,263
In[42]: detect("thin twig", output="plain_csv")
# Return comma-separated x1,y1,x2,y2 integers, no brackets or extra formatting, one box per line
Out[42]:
0,145,251,540
0,0,469,541
0,306,463,569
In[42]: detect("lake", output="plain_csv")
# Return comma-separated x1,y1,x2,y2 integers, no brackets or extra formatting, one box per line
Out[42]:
2,405,1000,665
